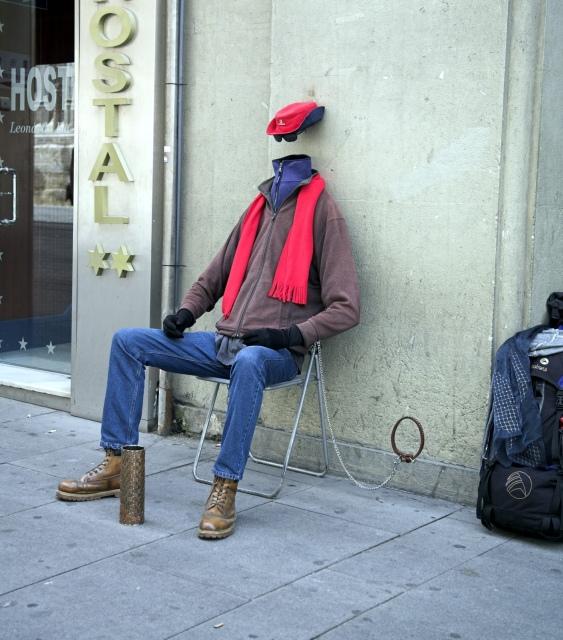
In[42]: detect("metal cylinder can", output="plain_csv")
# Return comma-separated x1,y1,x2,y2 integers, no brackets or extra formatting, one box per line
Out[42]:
119,445,145,525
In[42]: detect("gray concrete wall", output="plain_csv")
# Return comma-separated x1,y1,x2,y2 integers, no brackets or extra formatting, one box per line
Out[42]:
530,0,563,322
172,1,554,502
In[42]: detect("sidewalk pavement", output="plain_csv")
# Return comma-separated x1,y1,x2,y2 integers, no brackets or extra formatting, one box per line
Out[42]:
1,397,561,640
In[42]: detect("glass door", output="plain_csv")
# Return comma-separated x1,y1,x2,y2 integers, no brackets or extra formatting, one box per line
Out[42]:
0,0,74,374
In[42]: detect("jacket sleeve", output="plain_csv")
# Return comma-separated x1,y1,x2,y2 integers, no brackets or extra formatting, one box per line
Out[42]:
296,193,360,347
179,215,243,319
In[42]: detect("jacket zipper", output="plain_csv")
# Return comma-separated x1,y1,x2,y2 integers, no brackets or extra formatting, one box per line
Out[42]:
271,160,284,213
233,211,278,338
233,163,284,336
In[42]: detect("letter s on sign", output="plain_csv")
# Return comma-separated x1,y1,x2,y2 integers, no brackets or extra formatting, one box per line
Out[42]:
93,52,132,94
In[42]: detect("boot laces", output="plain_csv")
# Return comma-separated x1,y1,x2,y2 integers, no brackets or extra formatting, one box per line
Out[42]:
85,455,110,478
208,478,230,512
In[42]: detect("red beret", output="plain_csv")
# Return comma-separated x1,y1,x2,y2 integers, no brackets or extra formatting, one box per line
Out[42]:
266,101,320,137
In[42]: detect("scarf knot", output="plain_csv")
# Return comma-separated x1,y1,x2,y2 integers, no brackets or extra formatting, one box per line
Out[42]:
222,174,325,318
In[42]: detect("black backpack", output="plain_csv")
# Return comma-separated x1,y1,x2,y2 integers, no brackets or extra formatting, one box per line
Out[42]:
477,343,563,540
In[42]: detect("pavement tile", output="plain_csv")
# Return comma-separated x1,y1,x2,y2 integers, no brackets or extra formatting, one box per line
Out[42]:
0,500,171,595
187,433,330,489
448,505,481,524
0,463,59,517
329,513,509,592
4,442,117,479
479,535,563,572
0,398,56,423
176,568,403,640
120,502,395,599
194,457,313,497
277,475,460,533
243,454,330,485
0,422,99,465
9,433,203,480
0,556,247,640
7,410,101,436
139,435,204,475
318,537,563,640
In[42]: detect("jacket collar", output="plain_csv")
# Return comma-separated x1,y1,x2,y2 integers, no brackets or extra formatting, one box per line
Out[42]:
258,156,316,212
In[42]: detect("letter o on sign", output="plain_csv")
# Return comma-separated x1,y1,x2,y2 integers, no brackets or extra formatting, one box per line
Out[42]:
90,6,137,48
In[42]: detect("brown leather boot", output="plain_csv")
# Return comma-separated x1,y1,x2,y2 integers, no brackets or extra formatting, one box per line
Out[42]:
198,476,238,540
56,449,121,501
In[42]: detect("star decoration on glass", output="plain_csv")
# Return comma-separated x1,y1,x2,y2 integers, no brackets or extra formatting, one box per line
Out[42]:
46,341,56,354
88,243,111,276
111,245,135,278
19,337,28,351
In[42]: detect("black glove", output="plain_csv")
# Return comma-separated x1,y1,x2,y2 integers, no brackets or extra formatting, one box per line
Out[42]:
162,308,195,339
242,326,304,350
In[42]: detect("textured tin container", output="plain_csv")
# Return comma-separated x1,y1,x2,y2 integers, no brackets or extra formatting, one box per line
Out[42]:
120,445,145,525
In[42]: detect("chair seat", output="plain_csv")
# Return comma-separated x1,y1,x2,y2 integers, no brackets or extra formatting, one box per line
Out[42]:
196,374,308,391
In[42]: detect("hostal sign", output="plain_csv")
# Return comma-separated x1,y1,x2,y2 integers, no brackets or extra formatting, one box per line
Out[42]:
89,0,135,225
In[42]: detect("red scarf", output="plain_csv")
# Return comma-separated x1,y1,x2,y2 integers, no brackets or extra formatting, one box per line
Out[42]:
222,174,325,318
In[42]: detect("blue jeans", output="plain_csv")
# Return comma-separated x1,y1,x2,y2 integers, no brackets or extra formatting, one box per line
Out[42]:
100,329,299,481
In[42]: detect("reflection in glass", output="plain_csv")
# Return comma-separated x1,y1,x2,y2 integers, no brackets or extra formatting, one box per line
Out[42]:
0,2,74,375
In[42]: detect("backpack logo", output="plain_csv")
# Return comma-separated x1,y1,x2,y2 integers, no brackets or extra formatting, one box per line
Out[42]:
505,471,533,500
540,357,549,365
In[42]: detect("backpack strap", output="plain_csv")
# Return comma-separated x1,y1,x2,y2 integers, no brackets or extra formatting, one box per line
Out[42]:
477,404,497,529
477,461,495,529
557,416,563,468
556,391,563,468
542,475,563,539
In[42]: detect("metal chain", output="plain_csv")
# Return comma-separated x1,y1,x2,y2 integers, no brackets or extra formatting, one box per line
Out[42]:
316,342,406,491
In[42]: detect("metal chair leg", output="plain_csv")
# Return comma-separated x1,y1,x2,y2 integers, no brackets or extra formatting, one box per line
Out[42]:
248,348,315,467
192,382,221,486
247,352,315,498
315,348,330,474
249,349,329,479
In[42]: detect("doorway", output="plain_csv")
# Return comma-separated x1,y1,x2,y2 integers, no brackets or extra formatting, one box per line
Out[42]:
0,0,74,376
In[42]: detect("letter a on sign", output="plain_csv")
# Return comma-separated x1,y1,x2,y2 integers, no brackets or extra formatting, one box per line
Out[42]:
89,142,133,182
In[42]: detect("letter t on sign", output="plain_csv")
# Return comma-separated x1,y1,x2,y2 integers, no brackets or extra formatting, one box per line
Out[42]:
93,98,132,137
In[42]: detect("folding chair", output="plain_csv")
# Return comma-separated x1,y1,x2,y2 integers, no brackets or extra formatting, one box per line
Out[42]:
192,342,329,498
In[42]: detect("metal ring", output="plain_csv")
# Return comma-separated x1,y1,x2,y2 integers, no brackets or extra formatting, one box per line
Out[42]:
390,416,425,463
